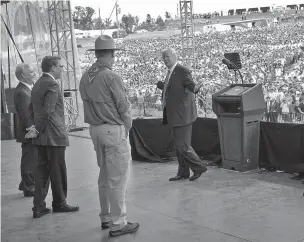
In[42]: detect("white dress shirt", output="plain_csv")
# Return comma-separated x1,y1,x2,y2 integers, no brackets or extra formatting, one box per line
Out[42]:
19,81,33,90
167,62,178,82
162,62,178,108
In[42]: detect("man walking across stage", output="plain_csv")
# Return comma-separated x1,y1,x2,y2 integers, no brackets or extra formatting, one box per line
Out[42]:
25,56,79,218
79,35,139,237
156,48,207,181
14,63,37,197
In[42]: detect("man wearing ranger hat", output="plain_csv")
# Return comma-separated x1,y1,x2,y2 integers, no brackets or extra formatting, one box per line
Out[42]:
79,35,139,237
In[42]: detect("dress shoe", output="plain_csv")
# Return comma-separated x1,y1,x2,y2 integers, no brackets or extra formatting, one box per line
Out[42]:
169,175,189,181
52,204,79,213
109,222,139,237
101,221,112,230
23,190,34,197
290,172,304,180
33,207,51,219
189,167,207,181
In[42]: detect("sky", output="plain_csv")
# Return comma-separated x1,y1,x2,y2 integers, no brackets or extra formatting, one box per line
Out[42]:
70,0,301,22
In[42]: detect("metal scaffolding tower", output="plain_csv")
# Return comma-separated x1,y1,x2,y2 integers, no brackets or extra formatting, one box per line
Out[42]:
47,0,79,131
179,0,196,80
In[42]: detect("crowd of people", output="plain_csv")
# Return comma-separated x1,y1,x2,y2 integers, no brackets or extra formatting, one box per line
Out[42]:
80,15,304,123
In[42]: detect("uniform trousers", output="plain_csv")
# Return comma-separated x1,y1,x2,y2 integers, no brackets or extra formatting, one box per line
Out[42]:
90,124,131,232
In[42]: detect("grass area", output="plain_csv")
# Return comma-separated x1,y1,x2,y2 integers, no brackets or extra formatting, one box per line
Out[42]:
76,12,274,43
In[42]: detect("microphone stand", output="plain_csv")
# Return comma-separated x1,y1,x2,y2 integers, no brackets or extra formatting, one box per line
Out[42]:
232,66,244,85
234,69,238,83
236,68,244,85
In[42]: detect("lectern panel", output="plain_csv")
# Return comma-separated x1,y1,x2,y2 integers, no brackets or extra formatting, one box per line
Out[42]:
220,116,242,161
221,86,251,96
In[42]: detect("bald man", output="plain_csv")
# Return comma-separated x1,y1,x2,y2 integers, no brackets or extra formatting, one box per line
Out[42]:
157,48,206,181
14,63,38,197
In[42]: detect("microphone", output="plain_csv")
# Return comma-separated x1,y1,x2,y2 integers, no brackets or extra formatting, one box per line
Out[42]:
222,58,232,67
222,58,237,69
222,58,244,85
222,58,230,66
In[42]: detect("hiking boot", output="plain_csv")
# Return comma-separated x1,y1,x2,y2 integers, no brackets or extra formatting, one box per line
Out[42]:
109,222,139,237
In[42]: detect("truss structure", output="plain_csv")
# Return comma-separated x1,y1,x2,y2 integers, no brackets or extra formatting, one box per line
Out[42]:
179,0,196,80
47,0,79,131
179,0,208,115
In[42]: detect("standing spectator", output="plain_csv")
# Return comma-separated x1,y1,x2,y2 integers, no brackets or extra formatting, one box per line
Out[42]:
270,96,281,122
281,98,290,122
300,91,304,102
289,96,297,121
137,91,145,118
296,99,304,121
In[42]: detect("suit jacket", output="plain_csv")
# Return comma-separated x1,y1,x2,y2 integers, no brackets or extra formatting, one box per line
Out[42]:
14,83,34,143
30,73,69,146
157,63,197,127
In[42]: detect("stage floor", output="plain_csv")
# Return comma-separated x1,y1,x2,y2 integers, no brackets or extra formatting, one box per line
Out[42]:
1,134,304,242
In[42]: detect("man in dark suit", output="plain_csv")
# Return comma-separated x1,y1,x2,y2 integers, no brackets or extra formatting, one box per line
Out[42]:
14,63,37,197
156,48,207,181
25,56,79,218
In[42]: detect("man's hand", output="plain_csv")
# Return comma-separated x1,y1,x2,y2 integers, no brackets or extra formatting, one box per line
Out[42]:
25,129,38,139
26,125,36,132
25,125,39,139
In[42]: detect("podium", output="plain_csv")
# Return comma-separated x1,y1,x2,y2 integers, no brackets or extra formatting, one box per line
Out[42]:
212,84,266,171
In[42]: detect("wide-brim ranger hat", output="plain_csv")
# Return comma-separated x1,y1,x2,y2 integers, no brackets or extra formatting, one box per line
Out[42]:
87,35,124,51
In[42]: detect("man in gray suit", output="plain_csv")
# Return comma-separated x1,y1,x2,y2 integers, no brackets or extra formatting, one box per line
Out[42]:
157,48,207,181
26,56,79,218
14,63,37,197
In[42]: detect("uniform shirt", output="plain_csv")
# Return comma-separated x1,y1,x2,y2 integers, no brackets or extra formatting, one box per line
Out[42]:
79,60,132,130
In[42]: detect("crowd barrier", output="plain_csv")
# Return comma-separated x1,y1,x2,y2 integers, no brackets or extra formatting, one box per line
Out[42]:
263,112,304,124
129,98,304,124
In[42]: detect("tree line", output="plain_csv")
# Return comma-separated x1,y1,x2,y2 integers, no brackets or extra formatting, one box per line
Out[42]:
72,6,174,33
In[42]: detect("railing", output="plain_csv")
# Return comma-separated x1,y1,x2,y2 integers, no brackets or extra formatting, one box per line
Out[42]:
129,97,163,118
262,112,304,124
128,97,304,124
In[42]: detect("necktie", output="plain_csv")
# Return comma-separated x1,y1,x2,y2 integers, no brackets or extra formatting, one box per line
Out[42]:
162,70,170,109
